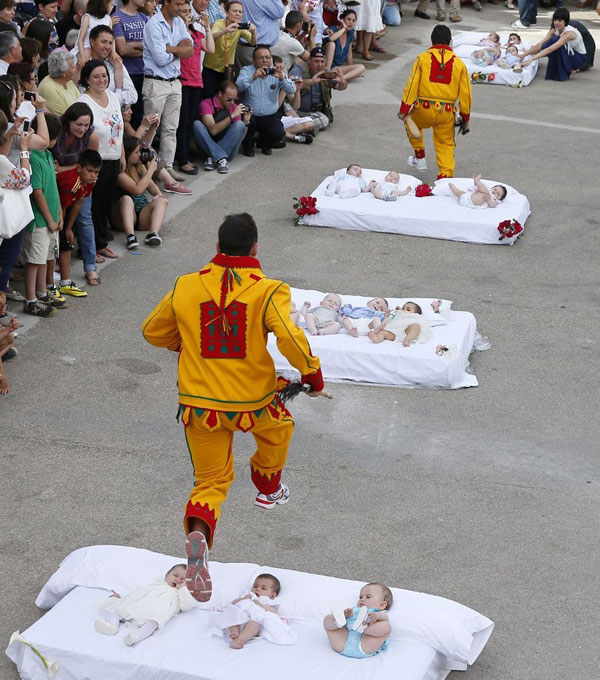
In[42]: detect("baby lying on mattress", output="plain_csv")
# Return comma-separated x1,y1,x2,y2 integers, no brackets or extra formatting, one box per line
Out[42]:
369,301,432,347
471,32,502,66
301,294,390,337
211,573,295,649
324,582,393,659
325,165,411,202
449,175,507,209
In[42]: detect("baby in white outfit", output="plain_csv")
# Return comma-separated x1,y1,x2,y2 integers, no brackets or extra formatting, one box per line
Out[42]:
497,45,523,70
449,174,507,209
94,564,196,646
370,171,412,202
211,573,296,648
368,301,432,347
325,164,374,199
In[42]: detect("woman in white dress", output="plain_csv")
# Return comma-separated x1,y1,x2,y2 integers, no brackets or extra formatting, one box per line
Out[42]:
355,0,385,61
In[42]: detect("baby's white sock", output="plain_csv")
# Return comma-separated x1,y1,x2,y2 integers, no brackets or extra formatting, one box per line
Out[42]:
124,620,159,646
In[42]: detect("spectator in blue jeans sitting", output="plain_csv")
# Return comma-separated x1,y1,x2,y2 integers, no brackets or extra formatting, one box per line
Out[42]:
193,79,252,173
235,44,295,156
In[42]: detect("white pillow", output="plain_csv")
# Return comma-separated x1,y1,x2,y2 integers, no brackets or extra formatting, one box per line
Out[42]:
35,545,258,612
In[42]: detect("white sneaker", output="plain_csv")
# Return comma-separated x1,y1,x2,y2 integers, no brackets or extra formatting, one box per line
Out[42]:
95,619,118,636
254,483,290,509
331,601,347,628
352,606,369,631
511,19,526,28
407,155,427,172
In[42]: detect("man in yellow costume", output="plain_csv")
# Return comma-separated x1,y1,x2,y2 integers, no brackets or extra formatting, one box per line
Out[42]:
143,213,323,602
398,25,472,179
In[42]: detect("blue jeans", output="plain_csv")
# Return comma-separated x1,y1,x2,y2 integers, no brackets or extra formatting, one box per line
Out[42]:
0,227,27,292
75,195,97,273
192,120,247,161
518,0,537,25
382,1,402,25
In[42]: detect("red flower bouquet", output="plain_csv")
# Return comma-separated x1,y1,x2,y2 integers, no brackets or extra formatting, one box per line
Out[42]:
415,183,433,198
293,196,319,224
497,219,523,241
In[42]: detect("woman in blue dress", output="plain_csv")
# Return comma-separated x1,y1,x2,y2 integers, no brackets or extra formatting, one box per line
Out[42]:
324,10,366,83
521,8,588,81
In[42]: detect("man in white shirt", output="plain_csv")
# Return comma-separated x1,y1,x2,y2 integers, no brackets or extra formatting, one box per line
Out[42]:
0,30,22,75
271,10,314,73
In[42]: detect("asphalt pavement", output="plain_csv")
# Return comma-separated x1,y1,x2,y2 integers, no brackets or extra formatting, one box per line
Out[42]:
1,6,599,679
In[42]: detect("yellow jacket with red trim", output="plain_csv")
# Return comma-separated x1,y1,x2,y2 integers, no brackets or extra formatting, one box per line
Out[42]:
399,44,472,122
142,253,323,411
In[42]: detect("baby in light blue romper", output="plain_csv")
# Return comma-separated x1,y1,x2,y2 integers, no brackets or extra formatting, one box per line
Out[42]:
339,297,389,337
323,583,393,659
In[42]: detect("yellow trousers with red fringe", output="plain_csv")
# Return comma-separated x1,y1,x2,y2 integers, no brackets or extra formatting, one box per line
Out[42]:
180,400,294,547
405,103,456,178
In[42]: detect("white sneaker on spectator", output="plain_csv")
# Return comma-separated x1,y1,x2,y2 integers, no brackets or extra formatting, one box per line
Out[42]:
407,155,427,171
216,158,229,174
204,157,215,171
511,19,526,27
292,134,313,144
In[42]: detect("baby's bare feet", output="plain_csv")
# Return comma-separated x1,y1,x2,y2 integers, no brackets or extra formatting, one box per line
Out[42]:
350,327,359,338
229,631,239,639
229,638,244,649
402,338,411,347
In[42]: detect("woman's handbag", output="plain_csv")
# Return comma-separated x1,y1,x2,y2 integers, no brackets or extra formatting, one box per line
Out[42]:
0,185,34,239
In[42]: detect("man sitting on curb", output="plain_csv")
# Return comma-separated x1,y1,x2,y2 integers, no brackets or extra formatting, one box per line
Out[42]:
236,44,296,156
193,80,253,173
290,46,347,132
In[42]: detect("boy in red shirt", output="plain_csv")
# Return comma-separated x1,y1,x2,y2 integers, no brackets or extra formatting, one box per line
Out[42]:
55,150,103,297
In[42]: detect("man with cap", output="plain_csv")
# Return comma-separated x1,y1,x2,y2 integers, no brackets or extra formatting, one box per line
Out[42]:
289,46,347,132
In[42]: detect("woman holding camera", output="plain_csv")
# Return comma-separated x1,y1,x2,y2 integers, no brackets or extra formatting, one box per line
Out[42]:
77,59,124,260
202,0,256,98
111,135,168,250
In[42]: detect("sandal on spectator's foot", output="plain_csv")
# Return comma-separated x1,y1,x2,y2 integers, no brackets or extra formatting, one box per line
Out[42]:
97,248,119,259
95,253,105,264
86,272,101,286
371,47,386,53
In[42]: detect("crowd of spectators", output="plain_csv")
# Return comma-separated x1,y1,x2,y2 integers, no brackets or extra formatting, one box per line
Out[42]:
0,0,596,395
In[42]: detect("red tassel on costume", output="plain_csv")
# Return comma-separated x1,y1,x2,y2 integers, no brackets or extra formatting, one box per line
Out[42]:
415,149,426,159
185,501,217,537
251,467,281,495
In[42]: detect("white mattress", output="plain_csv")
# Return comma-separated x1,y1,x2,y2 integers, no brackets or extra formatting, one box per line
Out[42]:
298,170,530,245
452,31,539,87
268,288,479,389
5,545,494,680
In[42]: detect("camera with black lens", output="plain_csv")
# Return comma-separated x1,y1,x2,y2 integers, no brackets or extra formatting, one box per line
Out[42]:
241,105,251,114
139,148,154,164
264,66,276,76
237,21,250,29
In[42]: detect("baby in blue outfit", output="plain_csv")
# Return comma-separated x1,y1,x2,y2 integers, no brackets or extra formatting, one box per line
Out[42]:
323,583,392,659
339,297,389,338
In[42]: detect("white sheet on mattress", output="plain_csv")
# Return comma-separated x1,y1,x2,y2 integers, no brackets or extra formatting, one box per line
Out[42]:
6,545,494,680
268,288,479,389
299,169,530,245
452,31,539,86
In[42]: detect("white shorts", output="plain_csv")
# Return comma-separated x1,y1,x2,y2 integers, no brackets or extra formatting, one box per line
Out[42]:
22,228,57,265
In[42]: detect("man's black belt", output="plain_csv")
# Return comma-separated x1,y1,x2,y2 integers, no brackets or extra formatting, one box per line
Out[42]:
144,74,178,82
